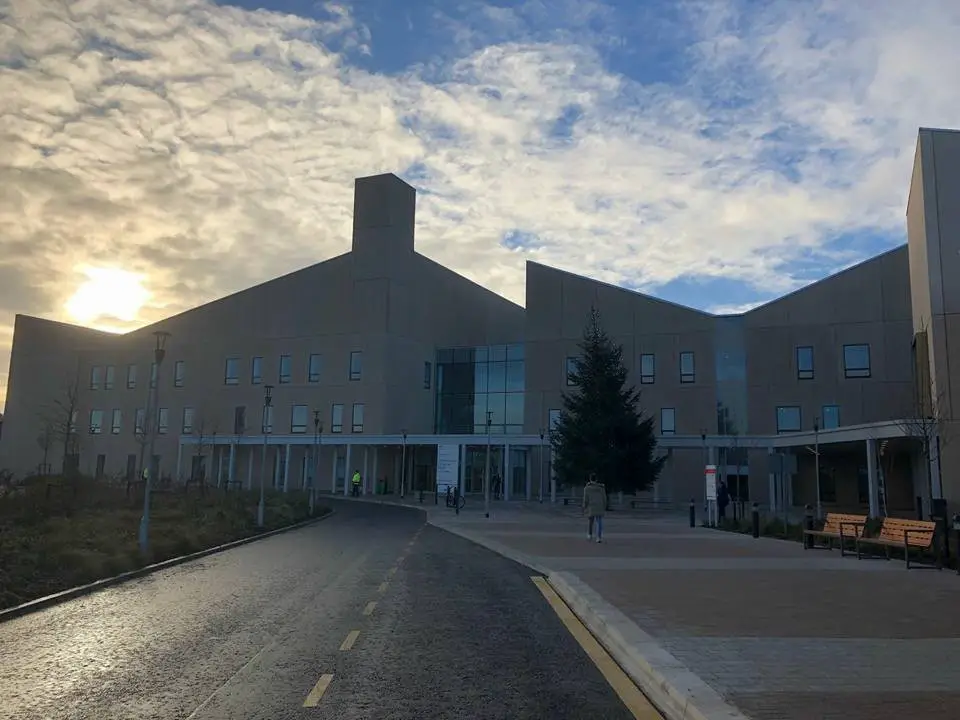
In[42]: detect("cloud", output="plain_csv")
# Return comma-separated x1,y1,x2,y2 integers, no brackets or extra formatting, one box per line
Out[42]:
1,0,960,412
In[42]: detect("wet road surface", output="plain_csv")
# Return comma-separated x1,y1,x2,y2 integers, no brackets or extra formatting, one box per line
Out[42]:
0,501,642,719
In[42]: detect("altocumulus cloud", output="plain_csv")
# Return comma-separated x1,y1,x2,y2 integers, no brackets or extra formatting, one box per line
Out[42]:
1,0,960,409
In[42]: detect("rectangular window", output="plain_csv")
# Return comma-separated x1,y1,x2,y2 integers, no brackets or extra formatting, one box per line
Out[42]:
234,406,246,434
565,357,578,386
821,405,840,430
111,409,122,435
640,354,655,384
660,408,676,435
251,356,263,385
680,352,695,383
331,403,344,433
89,409,103,434
182,407,194,434
262,405,274,433
776,406,801,434
157,408,169,434
351,403,365,433
796,346,814,380
150,362,158,389
104,365,115,390
349,351,362,381
843,344,871,378
135,408,145,435
126,364,137,389
224,357,240,385
90,366,102,390
548,409,561,431
424,361,432,389
291,404,308,433
279,354,292,384
174,360,185,387
308,354,321,383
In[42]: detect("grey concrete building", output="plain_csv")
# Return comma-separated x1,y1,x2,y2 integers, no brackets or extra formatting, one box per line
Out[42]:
2,128,959,516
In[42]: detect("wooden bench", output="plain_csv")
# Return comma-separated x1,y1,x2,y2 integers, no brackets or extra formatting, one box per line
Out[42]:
802,513,867,555
855,517,941,569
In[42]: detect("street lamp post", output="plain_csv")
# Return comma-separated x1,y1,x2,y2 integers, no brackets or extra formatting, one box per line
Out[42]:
139,330,171,558
814,418,821,520
257,385,273,527
484,411,493,518
311,411,323,515
538,427,545,503
400,429,408,498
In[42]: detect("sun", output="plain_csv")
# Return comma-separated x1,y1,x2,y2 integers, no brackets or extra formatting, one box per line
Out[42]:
64,266,151,326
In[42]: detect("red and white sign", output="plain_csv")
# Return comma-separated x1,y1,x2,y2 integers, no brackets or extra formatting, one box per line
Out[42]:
705,464,717,500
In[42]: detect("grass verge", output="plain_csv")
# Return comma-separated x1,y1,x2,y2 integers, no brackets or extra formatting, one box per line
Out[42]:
0,475,328,610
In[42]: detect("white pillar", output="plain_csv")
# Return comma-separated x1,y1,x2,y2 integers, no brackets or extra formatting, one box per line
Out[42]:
866,438,880,518
362,446,370,494
525,447,532,501
371,446,379,495
216,446,223,488
175,440,183,484
247,448,254,490
283,444,291,492
331,446,338,493
344,444,352,496
504,443,511,501
228,442,236,488
767,447,777,513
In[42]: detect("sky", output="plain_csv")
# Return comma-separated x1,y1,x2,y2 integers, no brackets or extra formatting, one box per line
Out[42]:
1,0,959,412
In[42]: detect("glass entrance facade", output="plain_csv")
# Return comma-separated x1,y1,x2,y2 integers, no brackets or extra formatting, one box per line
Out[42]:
435,344,525,434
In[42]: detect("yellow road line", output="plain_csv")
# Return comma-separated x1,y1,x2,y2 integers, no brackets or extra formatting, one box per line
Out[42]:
378,581,389,593
530,576,663,720
362,601,377,616
303,673,334,707
339,630,360,651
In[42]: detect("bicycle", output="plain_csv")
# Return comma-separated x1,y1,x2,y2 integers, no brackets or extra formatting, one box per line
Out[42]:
445,486,466,510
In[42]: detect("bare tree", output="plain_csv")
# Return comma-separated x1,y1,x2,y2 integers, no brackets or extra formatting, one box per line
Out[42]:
41,373,82,479
191,414,219,492
36,422,55,476
896,387,952,510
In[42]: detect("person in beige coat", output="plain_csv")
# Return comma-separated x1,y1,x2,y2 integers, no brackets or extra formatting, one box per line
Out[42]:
582,473,607,543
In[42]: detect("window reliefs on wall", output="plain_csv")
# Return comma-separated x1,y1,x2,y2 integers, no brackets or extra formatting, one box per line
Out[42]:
843,344,871,378
776,406,801,433
680,352,695,384
796,346,814,380
640,354,655,384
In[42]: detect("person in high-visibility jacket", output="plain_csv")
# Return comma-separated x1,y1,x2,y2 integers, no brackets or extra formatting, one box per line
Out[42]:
351,469,362,497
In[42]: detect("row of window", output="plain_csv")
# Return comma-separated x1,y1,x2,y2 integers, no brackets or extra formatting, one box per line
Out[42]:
89,362,169,391
567,352,696,386
85,402,367,436
796,344,871,379
564,343,874,388
545,405,843,436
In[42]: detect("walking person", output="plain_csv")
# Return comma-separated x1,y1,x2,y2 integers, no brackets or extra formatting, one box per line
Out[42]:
717,479,729,522
582,473,607,543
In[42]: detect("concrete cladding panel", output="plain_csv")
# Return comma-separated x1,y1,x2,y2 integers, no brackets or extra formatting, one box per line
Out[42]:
744,247,914,434
524,262,717,436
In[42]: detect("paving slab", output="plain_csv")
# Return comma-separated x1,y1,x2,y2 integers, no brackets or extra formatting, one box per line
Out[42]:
427,504,960,720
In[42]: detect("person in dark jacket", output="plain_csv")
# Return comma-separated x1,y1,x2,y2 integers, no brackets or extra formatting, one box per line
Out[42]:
582,473,607,543
717,479,730,521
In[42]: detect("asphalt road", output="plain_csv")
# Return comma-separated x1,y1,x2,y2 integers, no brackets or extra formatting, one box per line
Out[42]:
0,500,641,720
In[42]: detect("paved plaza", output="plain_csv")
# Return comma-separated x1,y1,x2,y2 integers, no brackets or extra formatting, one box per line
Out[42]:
368,496,960,720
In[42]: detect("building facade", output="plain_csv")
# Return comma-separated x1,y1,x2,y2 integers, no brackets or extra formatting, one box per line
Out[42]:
2,127,959,514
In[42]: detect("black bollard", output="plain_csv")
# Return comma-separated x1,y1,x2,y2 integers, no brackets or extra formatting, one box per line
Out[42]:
419,489,424,504
751,502,760,539
689,499,696,528
803,504,814,548
455,487,460,516
917,496,924,521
